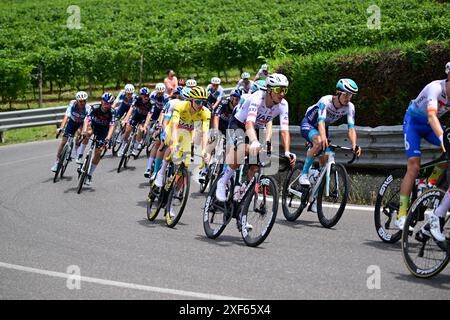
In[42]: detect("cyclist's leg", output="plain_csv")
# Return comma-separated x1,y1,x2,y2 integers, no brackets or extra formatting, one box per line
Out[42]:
89,127,106,178
300,120,322,182
424,125,446,185
398,114,424,224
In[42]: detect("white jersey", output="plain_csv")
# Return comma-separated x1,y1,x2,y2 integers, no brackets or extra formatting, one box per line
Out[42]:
163,99,181,120
236,79,254,94
233,90,289,130
304,95,355,128
407,79,449,120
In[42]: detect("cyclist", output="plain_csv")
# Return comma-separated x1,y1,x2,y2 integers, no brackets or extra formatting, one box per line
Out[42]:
112,84,136,144
144,86,186,178
254,64,269,81
78,93,116,185
118,87,152,157
215,73,297,202
396,62,450,230
236,72,254,94
153,86,211,218
206,77,224,112
51,91,90,172
298,79,362,211
200,88,243,183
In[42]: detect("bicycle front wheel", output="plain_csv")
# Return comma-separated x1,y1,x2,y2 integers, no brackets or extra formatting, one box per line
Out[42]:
77,155,89,194
374,169,406,243
240,176,279,247
316,163,348,228
147,184,164,221
165,166,190,228
402,189,449,278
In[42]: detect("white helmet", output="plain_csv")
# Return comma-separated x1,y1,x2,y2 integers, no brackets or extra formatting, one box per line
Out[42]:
186,79,197,87
446,62,450,75
261,64,268,71
75,91,88,101
155,83,166,93
241,72,250,79
124,84,135,94
266,73,289,87
211,77,221,85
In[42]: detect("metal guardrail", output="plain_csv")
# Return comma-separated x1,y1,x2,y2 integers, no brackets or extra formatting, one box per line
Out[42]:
0,87,440,169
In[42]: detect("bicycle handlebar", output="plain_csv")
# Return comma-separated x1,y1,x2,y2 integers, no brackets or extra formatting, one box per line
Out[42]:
326,143,359,164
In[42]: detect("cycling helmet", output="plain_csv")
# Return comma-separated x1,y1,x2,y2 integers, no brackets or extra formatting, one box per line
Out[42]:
174,86,183,96
181,87,191,100
336,78,358,94
155,83,166,93
266,73,289,87
101,92,115,104
230,88,242,99
186,79,197,87
178,78,185,86
139,87,150,96
188,86,208,100
261,64,268,71
211,77,221,85
446,62,450,75
241,72,250,80
124,84,135,94
251,80,267,92
75,91,88,101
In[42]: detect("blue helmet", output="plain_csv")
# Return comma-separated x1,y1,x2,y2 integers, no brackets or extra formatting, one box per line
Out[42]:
336,78,358,94
174,86,183,96
251,79,266,93
139,87,150,96
101,92,115,104
181,87,191,100
230,88,241,99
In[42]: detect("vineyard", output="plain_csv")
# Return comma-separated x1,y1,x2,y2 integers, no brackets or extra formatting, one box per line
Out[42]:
0,0,449,120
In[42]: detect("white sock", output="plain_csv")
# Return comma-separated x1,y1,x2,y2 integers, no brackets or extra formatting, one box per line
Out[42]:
158,160,169,176
220,167,235,185
146,157,155,171
88,164,97,176
78,143,87,157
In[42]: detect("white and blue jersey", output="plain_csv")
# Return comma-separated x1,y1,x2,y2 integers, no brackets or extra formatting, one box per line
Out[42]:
403,79,449,159
150,91,170,121
300,95,355,143
66,100,90,123
114,91,136,119
206,84,224,106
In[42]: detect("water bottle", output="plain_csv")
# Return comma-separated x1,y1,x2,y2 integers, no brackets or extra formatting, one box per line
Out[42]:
416,179,426,197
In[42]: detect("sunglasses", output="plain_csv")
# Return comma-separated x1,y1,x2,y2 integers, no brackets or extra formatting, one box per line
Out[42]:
271,86,288,95
193,99,208,107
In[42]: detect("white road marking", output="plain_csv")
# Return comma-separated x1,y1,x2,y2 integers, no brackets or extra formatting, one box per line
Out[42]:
0,153,54,167
0,261,247,300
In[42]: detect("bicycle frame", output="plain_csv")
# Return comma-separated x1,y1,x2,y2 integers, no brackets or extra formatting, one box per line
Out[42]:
310,149,336,201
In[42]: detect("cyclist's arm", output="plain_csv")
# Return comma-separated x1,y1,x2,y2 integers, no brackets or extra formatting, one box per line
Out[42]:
245,120,258,144
123,107,133,124
318,121,327,143
265,121,273,145
106,122,115,140
59,114,69,130
201,118,210,156
348,128,357,149
317,102,328,146
82,117,89,134
213,114,219,130
280,129,291,152
428,110,444,146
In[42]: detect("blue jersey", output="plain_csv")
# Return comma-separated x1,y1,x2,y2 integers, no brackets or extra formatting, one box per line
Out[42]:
150,91,170,120
206,84,224,105
67,100,89,123
87,105,115,128
132,96,152,116
215,99,234,133
304,95,355,129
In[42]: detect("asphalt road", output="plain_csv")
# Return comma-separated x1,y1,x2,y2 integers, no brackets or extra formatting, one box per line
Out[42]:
0,139,449,300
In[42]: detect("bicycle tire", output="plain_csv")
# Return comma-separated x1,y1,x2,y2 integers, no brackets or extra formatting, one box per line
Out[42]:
53,144,68,183
281,161,306,221
316,163,348,228
203,177,233,239
147,185,164,221
77,154,89,194
199,164,211,194
165,166,190,228
117,140,130,173
374,169,406,243
401,189,450,278
240,176,279,247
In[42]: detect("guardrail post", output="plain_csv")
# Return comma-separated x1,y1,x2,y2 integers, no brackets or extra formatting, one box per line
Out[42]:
0,131,4,143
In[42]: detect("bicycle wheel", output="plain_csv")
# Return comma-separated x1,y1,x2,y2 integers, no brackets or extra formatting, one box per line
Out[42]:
374,169,406,243
60,143,72,178
147,184,164,221
199,163,212,194
209,163,223,193
117,140,130,173
77,154,89,194
165,166,190,228
282,161,308,221
53,144,68,183
240,176,279,247
402,189,450,278
203,176,234,239
316,163,348,228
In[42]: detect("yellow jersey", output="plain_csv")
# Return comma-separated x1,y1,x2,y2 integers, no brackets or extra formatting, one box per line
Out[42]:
169,101,211,133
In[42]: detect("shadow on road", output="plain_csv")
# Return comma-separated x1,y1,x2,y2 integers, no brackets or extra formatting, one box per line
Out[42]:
136,200,147,208
138,182,150,190
392,272,450,290
276,218,332,230
137,219,165,228
361,240,401,252
194,234,246,248
189,192,207,199
64,187,96,194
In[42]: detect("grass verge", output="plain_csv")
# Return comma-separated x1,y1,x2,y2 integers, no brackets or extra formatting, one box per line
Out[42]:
1,125,57,145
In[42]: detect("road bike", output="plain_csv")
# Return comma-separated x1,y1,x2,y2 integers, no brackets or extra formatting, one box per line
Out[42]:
53,132,76,183
281,144,357,228
117,124,138,173
374,153,447,243
203,151,283,247
77,135,104,194
401,188,450,278
199,135,225,194
146,154,190,228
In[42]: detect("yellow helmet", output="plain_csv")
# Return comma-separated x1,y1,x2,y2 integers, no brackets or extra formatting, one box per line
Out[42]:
188,86,208,100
